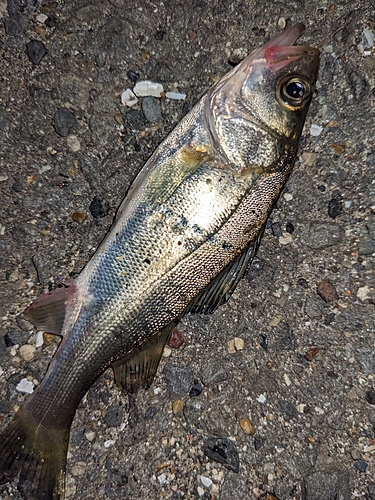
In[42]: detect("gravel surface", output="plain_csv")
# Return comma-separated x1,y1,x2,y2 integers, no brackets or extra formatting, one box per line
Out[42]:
1,1,375,499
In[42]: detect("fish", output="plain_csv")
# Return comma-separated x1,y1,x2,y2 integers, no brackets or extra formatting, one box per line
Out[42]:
0,24,319,499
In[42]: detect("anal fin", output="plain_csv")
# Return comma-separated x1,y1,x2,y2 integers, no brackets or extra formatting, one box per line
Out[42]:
24,280,77,336
112,322,176,393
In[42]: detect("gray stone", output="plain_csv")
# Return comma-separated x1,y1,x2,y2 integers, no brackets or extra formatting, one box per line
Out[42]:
141,96,162,123
183,398,205,427
163,363,193,397
104,404,124,427
200,359,228,386
26,40,48,65
4,14,29,36
355,347,375,374
304,295,324,319
54,108,76,137
302,470,350,500
220,473,248,500
301,222,344,249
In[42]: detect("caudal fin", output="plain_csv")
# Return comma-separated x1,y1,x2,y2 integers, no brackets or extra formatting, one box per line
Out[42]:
0,410,70,499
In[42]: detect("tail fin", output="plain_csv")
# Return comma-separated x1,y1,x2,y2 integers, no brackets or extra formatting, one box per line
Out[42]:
0,410,70,499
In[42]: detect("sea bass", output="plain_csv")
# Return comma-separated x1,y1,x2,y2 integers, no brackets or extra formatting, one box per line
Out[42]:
0,24,319,499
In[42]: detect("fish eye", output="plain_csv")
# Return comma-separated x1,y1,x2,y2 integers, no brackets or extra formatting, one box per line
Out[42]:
277,76,311,111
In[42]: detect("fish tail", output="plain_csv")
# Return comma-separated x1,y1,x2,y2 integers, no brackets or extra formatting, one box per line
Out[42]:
0,409,70,499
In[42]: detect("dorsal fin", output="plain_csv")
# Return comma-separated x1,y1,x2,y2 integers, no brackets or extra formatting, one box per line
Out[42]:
185,223,266,315
23,280,78,335
112,322,177,393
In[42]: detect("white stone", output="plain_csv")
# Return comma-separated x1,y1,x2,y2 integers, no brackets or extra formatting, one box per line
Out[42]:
279,232,293,245
157,473,167,485
16,378,34,394
310,124,323,136
357,285,370,301
36,331,44,348
36,13,48,23
283,193,293,201
197,486,205,497
362,29,374,48
19,344,36,361
67,135,81,152
84,430,96,442
165,91,186,100
200,475,212,488
103,439,116,448
121,89,138,107
257,394,266,404
133,80,164,97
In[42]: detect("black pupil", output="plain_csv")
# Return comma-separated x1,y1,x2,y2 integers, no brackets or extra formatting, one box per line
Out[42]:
286,81,305,99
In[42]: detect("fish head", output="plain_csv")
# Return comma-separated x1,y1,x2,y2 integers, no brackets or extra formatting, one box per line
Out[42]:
239,23,320,139
206,24,320,170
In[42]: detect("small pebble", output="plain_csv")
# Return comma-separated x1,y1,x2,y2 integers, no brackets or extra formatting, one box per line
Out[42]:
278,17,286,29
19,344,36,361
197,486,204,497
72,212,85,224
167,327,186,349
157,473,167,485
66,135,81,152
0,174,8,181
357,286,370,301
365,389,375,405
362,29,374,49
328,198,342,219
189,380,203,397
239,418,255,435
172,399,184,414
84,430,95,442
283,193,293,201
305,347,320,361
26,39,48,65
54,108,75,137
279,232,293,245
353,460,368,472
310,124,323,136
200,475,212,488
35,331,44,348
103,439,116,448
142,96,162,123
165,91,186,100
227,337,245,353
317,279,337,302
257,394,266,404
301,152,317,166
121,89,138,107
89,196,109,219
16,378,34,394
71,461,86,476
133,80,164,97
36,13,48,23
350,448,361,460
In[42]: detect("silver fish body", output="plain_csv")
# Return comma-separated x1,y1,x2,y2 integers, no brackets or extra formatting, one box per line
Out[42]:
0,24,319,499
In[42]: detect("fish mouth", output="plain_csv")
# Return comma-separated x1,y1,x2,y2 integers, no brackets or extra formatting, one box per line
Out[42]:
260,23,320,72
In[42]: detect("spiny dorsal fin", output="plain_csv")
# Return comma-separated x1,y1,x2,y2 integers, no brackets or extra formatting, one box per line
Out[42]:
24,280,77,336
185,223,266,315
112,322,177,393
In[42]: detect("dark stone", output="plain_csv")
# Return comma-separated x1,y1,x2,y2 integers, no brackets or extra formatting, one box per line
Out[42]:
220,473,248,500
189,380,203,397
4,14,29,36
353,460,368,472
273,322,297,351
123,109,146,132
127,70,140,83
53,108,76,137
365,388,375,405
89,196,109,219
298,278,309,289
163,363,193,397
285,221,295,233
302,469,350,500
4,329,31,347
104,404,124,427
45,15,58,29
144,406,159,419
203,437,239,472
141,96,162,123
368,484,375,499
26,40,48,65
259,333,268,351
271,221,282,237
327,198,343,219
154,29,166,40
324,312,335,325
279,399,297,420
302,222,344,249
201,359,228,385
327,370,338,379
254,436,265,450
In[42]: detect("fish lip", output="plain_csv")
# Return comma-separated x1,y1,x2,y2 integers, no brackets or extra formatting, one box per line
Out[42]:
259,23,320,72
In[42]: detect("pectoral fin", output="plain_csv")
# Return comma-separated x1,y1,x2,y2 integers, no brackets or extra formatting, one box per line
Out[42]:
24,280,78,336
185,224,266,315
112,322,177,393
